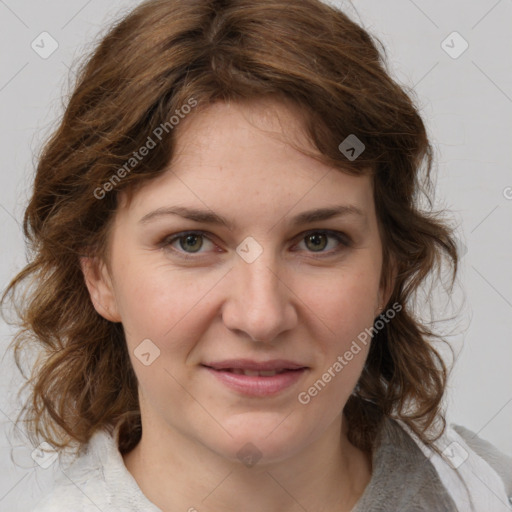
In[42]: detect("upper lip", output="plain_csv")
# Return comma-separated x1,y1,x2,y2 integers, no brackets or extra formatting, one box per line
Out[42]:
202,359,307,371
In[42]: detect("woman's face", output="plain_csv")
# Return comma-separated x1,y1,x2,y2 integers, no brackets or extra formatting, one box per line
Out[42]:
84,98,390,465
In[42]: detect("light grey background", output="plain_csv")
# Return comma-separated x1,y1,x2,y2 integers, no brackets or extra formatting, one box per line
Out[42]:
1,0,511,510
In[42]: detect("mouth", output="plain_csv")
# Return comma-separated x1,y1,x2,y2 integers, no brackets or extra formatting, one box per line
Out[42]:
201,359,308,374
200,360,308,397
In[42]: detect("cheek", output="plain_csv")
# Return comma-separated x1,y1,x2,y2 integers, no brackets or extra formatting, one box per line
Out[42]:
299,271,377,407
302,264,380,340
113,257,220,347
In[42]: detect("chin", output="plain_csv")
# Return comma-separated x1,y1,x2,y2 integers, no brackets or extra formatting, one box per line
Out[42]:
207,421,308,467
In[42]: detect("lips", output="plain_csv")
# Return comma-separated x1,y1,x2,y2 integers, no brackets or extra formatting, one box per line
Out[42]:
202,361,308,397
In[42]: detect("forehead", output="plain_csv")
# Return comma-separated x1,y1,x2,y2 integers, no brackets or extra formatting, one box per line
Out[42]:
117,98,375,225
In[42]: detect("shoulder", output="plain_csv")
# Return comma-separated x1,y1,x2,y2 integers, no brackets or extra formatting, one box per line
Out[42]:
30,469,106,512
30,427,161,512
396,418,512,511
30,430,110,512
451,423,512,495
30,464,108,511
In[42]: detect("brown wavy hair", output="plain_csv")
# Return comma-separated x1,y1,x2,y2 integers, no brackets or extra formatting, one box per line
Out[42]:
2,0,458,458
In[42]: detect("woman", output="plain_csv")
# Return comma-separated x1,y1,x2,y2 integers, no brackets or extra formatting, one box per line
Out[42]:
2,0,511,510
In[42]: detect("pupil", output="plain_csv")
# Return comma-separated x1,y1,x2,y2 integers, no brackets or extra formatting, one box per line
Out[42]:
181,234,202,252
307,233,326,251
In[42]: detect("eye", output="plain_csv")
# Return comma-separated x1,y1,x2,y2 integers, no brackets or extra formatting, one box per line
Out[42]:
160,229,351,260
293,230,351,256
162,231,217,259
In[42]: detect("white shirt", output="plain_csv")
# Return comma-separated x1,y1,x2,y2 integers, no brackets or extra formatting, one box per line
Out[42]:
31,416,512,512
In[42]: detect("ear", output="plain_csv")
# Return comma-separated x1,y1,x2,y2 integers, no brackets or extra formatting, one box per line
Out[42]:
80,255,121,323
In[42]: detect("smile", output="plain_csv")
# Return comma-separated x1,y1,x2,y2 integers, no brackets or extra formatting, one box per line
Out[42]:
202,365,307,397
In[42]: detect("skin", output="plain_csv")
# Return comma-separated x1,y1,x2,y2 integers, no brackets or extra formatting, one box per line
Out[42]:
81,97,394,512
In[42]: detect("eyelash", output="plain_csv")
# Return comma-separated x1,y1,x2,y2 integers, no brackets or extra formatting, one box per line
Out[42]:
160,229,351,260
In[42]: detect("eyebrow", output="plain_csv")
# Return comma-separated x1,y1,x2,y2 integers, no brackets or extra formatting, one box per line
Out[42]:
138,204,366,229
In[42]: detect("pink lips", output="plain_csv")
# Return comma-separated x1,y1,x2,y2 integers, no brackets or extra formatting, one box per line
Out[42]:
201,359,308,397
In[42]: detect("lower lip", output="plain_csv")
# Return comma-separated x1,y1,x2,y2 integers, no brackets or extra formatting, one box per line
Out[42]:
203,366,307,397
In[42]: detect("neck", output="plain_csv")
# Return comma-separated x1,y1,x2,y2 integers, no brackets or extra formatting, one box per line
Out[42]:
123,413,372,512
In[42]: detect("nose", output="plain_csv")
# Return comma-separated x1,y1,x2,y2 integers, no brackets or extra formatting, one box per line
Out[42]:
221,249,298,343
